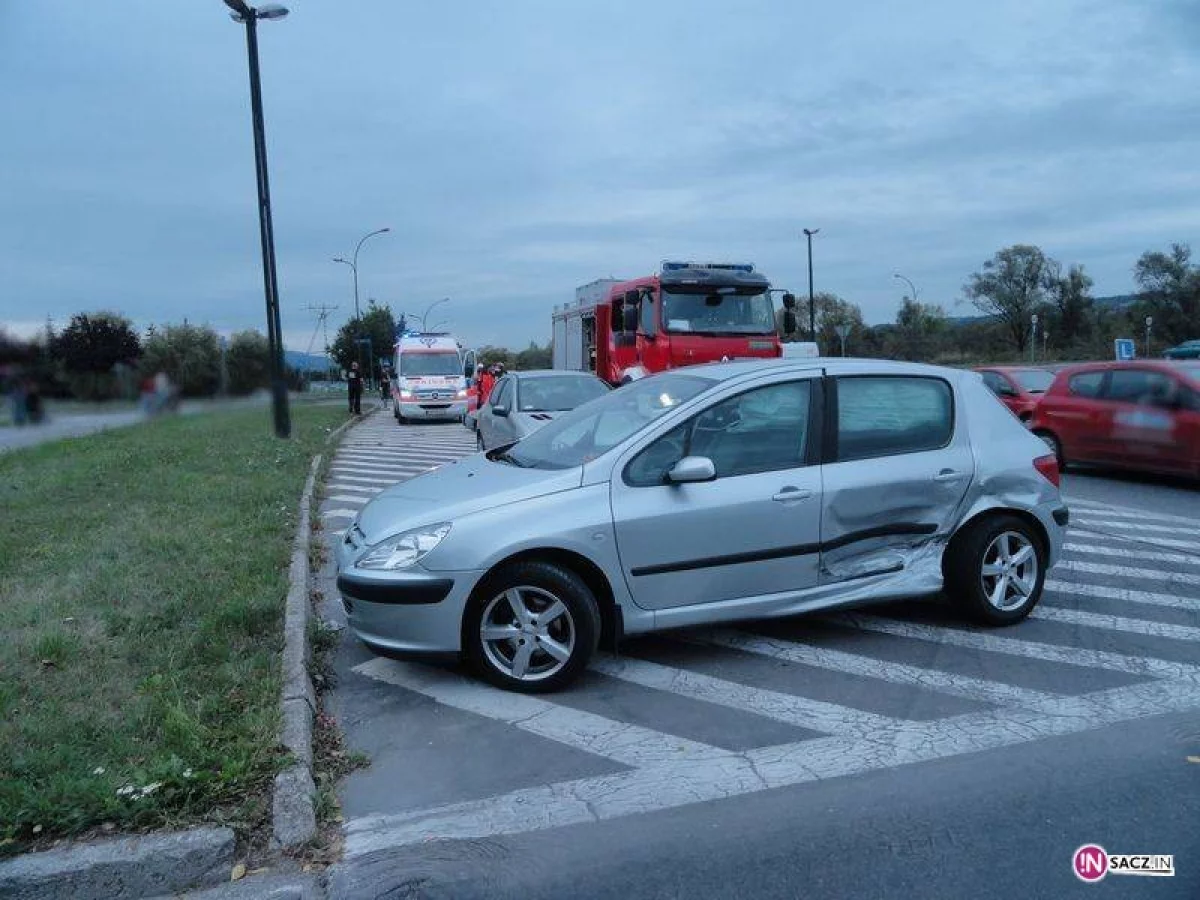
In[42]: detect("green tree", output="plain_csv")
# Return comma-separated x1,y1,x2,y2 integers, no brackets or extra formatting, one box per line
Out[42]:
1133,243,1200,347
225,330,271,395
330,301,397,379
140,323,221,397
964,245,1051,351
1043,261,1094,351
888,297,948,361
476,345,515,368
814,293,866,355
514,341,552,370
52,312,141,400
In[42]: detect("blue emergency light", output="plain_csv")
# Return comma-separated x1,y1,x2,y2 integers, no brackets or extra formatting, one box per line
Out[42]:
662,261,756,273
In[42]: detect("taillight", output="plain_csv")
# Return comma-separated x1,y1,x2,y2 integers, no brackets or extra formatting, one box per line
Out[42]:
1034,454,1060,488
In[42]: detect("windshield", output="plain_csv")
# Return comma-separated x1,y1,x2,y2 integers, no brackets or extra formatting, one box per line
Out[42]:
1012,369,1055,393
517,375,610,412
661,289,775,335
498,373,712,469
399,352,461,377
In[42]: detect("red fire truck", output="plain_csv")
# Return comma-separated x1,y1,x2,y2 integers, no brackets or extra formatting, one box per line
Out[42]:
551,261,797,384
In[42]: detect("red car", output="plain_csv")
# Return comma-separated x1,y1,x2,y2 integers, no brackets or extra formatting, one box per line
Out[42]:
975,366,1056,422
1030,360,1200,478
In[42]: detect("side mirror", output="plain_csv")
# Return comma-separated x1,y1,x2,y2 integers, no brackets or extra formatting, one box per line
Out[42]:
782,309,798,334
782,292,797,310
666,456,716,484
492,405,509,418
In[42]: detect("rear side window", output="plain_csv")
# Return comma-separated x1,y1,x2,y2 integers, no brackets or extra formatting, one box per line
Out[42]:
490,378,511,408
835,376,953,462
1105,369,1176,404
1068,372,1104,397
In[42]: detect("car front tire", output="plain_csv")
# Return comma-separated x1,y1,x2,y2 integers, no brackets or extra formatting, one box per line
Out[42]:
463,561,601,693
945,514,1046,625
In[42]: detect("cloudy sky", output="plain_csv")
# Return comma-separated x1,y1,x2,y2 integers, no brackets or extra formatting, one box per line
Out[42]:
2,0,1198,354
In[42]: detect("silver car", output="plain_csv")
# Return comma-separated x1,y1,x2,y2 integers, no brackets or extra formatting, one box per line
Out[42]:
337,359,1067,692
475,370,611,451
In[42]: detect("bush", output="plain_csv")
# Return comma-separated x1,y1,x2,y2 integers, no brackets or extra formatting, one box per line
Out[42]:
225,331,270,395
140,324,221,398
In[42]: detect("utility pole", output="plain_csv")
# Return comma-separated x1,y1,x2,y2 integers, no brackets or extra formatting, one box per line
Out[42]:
803,229,819,341
305,303,338,384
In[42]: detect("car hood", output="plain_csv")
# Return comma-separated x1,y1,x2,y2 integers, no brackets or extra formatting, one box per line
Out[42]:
353,452,582,544
513,410,561,435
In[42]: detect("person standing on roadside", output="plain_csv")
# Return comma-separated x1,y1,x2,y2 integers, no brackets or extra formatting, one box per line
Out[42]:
478,364,495,407
347,361,363,415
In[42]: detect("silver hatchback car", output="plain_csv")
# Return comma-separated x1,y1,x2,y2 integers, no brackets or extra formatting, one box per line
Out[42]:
337,359,1067,692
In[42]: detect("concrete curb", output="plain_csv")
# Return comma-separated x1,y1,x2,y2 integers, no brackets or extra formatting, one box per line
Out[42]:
0,827,235,900
272,454,322,851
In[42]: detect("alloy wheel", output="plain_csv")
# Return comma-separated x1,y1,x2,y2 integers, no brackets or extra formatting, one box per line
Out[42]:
980,531,1039,612
479,586,576,682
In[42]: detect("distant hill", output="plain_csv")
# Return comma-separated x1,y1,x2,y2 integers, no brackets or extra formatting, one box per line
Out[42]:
284,350,332,373
949,294,1137,326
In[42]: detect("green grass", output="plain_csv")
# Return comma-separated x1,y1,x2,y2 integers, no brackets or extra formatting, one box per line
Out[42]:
0,403,345,852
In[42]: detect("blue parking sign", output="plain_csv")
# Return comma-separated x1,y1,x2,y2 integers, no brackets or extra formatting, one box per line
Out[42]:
1114,338,1135,361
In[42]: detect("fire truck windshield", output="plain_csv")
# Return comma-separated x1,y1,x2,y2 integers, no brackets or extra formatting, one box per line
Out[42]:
661,289,775,335
399,352,461,377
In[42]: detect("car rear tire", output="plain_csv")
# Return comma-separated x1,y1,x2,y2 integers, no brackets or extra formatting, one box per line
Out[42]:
945,514,1046,626
464,561,601,693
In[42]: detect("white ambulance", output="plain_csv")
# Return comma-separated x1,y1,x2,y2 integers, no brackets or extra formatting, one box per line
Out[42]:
391,332,475,424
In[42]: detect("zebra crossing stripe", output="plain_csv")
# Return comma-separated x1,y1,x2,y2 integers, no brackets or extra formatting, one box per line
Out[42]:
1066,498,1200,527
323,484,383,495
1033,606,1200,642
1072,528,1200,553
1044,579,1200,613
326,474,401,487
692,630,1066,711
835,613,1200,683
328,495,373,505
590,655,907,738
1063,541,1200,568
320,508,360,521
1055,559,1200,587
355,657,725,766
1072,515,1200,539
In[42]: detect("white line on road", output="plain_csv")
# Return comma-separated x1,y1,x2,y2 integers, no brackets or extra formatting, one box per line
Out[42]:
1044,579,1200,613
692,630,1064,711
1055,559,1200,587
1033,606,1200,642
328,466,421,479
833,613,1200,683
1066,498,1200,527
322,484,383,495
1063,542,1200,568
1073,515,1200,540
590,655,906,739
342,678,1200,858
320,508,360,521
1072,528,1200,553
355,657,725,767
326,474,403,487
327,495,373,505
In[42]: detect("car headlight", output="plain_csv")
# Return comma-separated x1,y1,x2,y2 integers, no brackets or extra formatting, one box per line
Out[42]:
456,389,468,399
356,523,451,570
400,389,414,399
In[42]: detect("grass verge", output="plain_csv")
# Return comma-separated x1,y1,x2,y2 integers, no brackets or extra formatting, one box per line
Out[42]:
0,403,346,854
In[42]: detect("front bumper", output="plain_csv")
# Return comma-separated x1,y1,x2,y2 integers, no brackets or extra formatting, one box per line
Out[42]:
398,400,467,421
336,566,483,655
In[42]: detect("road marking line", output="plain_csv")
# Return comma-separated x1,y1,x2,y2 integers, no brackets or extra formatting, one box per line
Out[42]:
329,465,425,478
1072,528,1200,553
323,484,383,495
835,613,1200,683
1056,559,1200,587
590,655,905,738
1066,499,1200,527
341,678,1200,858
1033,606,1200,642
693,630,1063,711
354,658,725,767
327,495,372,505
1063,542,1200,568
1045,579,1200,613
326,475,402,487
320,508,360,521
1072,515,1200,539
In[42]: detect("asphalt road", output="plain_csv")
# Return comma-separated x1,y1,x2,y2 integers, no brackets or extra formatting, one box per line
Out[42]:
318,412,1199,899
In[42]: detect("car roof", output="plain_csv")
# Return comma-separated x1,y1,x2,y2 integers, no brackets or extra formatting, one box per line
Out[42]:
510,369,606,381
664,357,969,383
975,365,1051,373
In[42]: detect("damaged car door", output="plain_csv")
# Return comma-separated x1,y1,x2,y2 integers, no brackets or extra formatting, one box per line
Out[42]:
819,374,973,582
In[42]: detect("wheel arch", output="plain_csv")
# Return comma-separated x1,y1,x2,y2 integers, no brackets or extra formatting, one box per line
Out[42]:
945,505,1051,579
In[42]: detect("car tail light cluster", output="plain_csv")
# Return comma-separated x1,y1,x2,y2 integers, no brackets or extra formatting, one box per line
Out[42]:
1034,454,1060,488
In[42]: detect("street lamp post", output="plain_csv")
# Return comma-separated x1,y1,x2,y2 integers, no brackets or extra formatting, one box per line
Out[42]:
803,229,819,341
223,0,291,438
893,273,918,304
1031,314,1039,364
333,227,390,322
420,297,450,332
